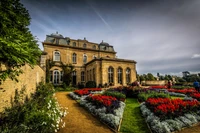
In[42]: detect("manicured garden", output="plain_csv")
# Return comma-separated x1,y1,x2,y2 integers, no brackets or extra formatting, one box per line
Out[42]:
69,85,200,133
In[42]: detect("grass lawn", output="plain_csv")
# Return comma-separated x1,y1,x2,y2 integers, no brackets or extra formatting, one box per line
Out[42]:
120,98,150,133
170,96,184,99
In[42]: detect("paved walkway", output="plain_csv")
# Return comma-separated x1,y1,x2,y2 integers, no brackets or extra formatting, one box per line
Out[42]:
55,92,113,133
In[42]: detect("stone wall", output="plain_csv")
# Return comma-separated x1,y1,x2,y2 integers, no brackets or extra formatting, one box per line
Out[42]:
0,64,45,112
141,80,167,86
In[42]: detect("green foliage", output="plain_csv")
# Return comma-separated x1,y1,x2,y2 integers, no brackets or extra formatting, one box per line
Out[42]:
172,86,192,89
45,59,55,83
138,91,170,102
0,82,67,133
60,62,74,86
0,0,42,84
85,81,96,88
120,98,150,133
103,91,126,99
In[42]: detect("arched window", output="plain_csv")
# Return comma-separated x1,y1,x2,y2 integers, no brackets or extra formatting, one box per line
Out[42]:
54,51,60,61
126,68,131,84
83,54,87,64
108,67,114,83
72,71,76,85
118,67,123,84
53,70,60,84
72,53,77,64
81,71,85,82
83,43,87,48
73,42,76,47
93,45,96,49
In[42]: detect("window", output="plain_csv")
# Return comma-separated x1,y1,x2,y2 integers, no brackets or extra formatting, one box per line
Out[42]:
81,71,85,82
54,51,60,61
72,71,76,85
83,54,87,64
118,67,123,84
53,70,60,84
56,39,59,44
83,43,87,48
93,68,95,81
72,53,77,64
73,42,76,47
126,68,131,84
93,45,96,49
108,67,114,83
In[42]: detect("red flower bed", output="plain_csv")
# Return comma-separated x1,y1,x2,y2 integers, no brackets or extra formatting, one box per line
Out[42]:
150,86,167,89
168,88,196,94
74,89,90,96
191,93,200,100
74,88,102,96
146,98,200,119
88,95,117,107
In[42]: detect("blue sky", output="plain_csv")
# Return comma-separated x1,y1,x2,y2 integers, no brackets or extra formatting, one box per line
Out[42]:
21,0,200,76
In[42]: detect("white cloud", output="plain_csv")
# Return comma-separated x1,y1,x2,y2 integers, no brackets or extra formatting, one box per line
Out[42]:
191,54,200,58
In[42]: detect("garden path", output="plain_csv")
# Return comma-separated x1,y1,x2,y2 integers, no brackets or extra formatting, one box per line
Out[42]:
178,124,200,133
55,92,113,133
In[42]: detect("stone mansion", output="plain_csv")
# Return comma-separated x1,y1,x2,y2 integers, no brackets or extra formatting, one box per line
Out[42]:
41,33,137,86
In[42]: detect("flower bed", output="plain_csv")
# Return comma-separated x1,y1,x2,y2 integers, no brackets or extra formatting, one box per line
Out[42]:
150,86,167,89
140,97,200,133
69,88,126,130
191,93,200,101
168,88,196,94
80,95,125,130
69,88,103,100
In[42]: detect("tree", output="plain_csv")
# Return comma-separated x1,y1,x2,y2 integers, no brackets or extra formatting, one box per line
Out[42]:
146,73,155,81
0,0,41,84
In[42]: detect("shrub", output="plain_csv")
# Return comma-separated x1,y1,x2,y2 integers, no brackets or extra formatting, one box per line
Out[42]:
86,81,96,88
0,82,67,133
138,91,170,102
103,91,126,100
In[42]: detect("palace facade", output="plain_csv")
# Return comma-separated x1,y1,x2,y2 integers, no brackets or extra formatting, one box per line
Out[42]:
41,33,137,86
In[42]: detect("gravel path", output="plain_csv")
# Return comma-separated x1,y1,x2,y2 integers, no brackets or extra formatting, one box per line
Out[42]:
55,92,113,133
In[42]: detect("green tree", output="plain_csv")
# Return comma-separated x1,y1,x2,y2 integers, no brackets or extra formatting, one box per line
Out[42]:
146,73,155,81
139,75,145,82
0,0,41,84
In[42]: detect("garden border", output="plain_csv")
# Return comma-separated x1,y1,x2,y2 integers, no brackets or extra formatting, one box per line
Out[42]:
139,99,200,133
68,94,123,133
67,94,123,133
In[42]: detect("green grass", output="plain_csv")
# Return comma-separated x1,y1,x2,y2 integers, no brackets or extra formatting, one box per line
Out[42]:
170,96,184,99
120,98,150,133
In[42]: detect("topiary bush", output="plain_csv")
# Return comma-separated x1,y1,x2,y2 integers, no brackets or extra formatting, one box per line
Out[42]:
85,81,96,88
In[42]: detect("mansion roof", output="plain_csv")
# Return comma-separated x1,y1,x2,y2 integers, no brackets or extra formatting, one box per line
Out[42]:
85,57,137,66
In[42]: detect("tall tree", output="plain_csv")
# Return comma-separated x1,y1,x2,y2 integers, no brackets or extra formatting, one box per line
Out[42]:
0,0,41,84
147,73,155,81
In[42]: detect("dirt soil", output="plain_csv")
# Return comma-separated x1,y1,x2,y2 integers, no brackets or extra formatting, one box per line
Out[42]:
55,92,113,133
178,124,200,133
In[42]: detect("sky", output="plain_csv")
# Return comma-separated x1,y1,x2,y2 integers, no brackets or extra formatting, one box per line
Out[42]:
21,0,200,76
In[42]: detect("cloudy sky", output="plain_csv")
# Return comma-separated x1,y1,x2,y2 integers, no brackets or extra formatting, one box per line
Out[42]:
21,0,200,76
